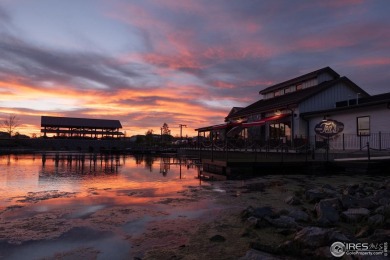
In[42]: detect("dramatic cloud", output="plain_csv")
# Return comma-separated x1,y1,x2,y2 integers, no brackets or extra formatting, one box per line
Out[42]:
0,0,389,136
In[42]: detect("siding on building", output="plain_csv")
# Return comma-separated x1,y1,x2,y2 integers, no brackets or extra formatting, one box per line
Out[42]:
299,83,359,113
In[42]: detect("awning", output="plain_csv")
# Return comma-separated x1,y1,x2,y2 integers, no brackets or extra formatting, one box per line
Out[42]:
212,121,243,130
242,114,290,127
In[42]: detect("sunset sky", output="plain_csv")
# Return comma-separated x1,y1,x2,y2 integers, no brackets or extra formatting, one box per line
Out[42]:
0,0,389,137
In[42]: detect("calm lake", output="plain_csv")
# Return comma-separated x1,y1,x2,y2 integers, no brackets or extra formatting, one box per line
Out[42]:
0,153,217,259
0,153,202,207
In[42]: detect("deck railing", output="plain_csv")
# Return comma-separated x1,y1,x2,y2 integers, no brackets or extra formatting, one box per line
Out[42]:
195,132,390,152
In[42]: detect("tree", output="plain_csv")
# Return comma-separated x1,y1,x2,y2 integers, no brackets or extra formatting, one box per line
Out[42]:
2,114,19,138
161,123,171,135
145,129,154,144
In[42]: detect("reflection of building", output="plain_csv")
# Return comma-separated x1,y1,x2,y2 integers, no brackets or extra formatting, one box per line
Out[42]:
40,153,122,176
41,116,123,139
196,67,390,150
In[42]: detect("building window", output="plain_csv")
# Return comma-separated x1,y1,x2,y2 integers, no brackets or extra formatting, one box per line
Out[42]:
269,122,291,140
296,84,303,91
357,116,370,136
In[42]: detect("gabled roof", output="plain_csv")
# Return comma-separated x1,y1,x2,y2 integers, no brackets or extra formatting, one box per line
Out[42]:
226,107,244,119
259,67,340,95
41,116,122,129
301,92,390,117
228,77,369,120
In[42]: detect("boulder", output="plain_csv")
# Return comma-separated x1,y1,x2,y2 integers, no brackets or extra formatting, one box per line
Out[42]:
315,198,340,225
374,205,390,217
264,216,298,229
365,229,390,243
293,227,329,248
239,249,281,260
253,206,275,218
288,210,309,222
340,194,358,209
368,214,385,226
285,195,302,205
305,189,327,203
294,226,350,249
341,208,370,222
245,216,258,228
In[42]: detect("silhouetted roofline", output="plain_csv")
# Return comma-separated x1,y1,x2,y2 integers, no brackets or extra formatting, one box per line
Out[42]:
41,116,122,129
228,77,369,120
259,67,340,95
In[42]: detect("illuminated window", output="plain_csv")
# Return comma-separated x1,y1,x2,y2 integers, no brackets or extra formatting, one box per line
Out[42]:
296,84,303,91
357,116,370,136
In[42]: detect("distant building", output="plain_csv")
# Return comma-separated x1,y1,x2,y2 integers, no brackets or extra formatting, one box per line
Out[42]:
41,116,124,139
196,67,390,150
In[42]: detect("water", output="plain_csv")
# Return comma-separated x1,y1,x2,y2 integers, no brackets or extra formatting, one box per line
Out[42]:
0,153,201,206
0,153,210,259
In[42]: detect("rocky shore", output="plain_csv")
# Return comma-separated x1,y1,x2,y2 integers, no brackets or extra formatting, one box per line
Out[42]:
1,173,389,259
239,179,390,259
140,174,389,259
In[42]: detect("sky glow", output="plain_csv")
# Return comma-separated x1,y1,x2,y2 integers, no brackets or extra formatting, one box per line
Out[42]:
0,0,389,137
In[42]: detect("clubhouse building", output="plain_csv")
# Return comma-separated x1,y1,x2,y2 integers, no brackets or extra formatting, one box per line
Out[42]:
196,67,390,151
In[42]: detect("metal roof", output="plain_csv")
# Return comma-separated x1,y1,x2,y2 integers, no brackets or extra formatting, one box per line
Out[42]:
41,116,122,129
228,77,369,120
259,67,340,95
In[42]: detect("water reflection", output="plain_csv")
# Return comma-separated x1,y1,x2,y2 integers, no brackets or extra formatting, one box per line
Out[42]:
38,153,199,178
41,153,123,176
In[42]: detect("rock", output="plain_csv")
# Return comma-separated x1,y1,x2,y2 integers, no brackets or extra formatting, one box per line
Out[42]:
288,210,309,222
355,225,374,238
277,228,296,236
241,206,276,219
285,195,301,205
357,197,378,209
294,227,350,249
246,216,258,228
339,195,376,209
264,216,298,229
374,188,390,201
294,227,329,248
209,234,226,242
344,184,359,196
315,198,340,225
375,205,390,217
239,249,281,260
305,189,327,202
340,194,358,209
252,206,276,218
322,184,336,190
378,197,390,206
365,229,390,243
341,208,370,222
368,214,385,226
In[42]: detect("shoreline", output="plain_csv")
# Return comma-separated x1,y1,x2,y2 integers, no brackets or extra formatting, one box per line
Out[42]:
0,173,389,259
